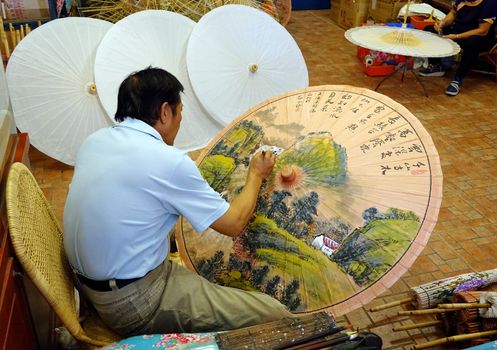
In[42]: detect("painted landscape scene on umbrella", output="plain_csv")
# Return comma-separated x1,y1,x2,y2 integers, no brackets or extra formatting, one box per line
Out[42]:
178,87,437,314
183,125,419,312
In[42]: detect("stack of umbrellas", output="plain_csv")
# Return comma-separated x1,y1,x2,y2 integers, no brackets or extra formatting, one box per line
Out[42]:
6,4,308,165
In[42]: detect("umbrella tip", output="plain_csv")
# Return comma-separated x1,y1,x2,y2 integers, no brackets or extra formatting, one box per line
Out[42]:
85,82,97,95
280,166,296,182
248,63,258,73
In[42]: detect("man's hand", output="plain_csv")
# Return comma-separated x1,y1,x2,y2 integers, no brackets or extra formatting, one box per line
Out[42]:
248,151,276,182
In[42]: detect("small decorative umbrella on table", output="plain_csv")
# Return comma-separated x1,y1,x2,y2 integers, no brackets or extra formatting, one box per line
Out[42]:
344,7,460,97
6,17,113,165
344,25,460,58
176,85,443,317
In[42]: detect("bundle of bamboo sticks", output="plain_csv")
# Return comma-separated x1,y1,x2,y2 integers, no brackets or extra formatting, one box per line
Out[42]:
214,311,353,350
369,268,497,312
390,291,497,349
0,18,41,62
78,0,280,24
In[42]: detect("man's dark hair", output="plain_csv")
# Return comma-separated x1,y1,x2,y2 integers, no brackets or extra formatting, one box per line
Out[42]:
115,67,184,126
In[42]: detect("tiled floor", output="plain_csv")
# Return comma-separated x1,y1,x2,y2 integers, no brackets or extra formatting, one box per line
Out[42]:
28,9,497,350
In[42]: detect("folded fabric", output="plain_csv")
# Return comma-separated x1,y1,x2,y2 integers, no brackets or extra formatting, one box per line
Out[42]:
99,333,220,350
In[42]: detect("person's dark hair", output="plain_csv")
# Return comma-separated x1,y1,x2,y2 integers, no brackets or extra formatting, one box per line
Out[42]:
115,67,184,126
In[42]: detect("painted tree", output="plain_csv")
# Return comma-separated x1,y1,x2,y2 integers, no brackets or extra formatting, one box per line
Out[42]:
265,275,281,297
251,265,270,288
227,253,250,273
282,279,300,306
385,208,419,221
268,190,291,220
198,250,225,282
288,191,320,239
200,155,236,193
362,207,385,225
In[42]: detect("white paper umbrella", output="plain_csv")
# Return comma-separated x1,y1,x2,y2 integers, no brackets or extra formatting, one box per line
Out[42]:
345,25,460,58
187,4,308,125
94,10,222,152
6,17,113,166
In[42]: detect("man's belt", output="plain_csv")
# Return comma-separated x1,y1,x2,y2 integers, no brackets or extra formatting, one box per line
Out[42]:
76,273,140,292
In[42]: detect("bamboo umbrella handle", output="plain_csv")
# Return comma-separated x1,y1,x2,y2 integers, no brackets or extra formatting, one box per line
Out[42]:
369,296,414,312
438,303,491,309
0,17,9,59
8,23,14,48
393,320,441,331
412,330,497,349
402,0,411,28
398,308,455,316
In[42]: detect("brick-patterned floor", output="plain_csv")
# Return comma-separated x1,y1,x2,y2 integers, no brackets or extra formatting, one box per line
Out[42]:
28,9,497,350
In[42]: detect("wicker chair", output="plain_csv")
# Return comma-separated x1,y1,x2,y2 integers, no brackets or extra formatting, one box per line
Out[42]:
5,162,120,348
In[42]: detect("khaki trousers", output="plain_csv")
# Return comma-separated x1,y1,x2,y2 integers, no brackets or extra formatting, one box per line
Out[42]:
76,260,294,336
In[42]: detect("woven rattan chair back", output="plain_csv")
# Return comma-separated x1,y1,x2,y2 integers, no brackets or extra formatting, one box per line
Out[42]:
6,162,118,347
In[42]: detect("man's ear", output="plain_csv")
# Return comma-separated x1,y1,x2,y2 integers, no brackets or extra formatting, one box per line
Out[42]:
159,102,170,124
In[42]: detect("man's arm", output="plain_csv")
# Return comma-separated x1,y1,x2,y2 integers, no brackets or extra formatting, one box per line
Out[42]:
210,151,275,237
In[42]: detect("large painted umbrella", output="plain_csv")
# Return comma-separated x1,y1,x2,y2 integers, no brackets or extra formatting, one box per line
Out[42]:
176,85,443,316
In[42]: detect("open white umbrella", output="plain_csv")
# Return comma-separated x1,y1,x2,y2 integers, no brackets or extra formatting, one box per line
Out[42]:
186,4,308,126
6,17,113,166
94,9,222,152
345,25,460,58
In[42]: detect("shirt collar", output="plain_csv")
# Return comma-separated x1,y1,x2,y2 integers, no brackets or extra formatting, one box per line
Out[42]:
115,117,163,141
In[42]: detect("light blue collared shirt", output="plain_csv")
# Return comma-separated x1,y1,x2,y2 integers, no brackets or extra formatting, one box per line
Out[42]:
63,118,229,280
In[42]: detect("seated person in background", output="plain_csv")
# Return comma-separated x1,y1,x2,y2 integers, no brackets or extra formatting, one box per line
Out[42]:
419,0,497,96
63,67,294,337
